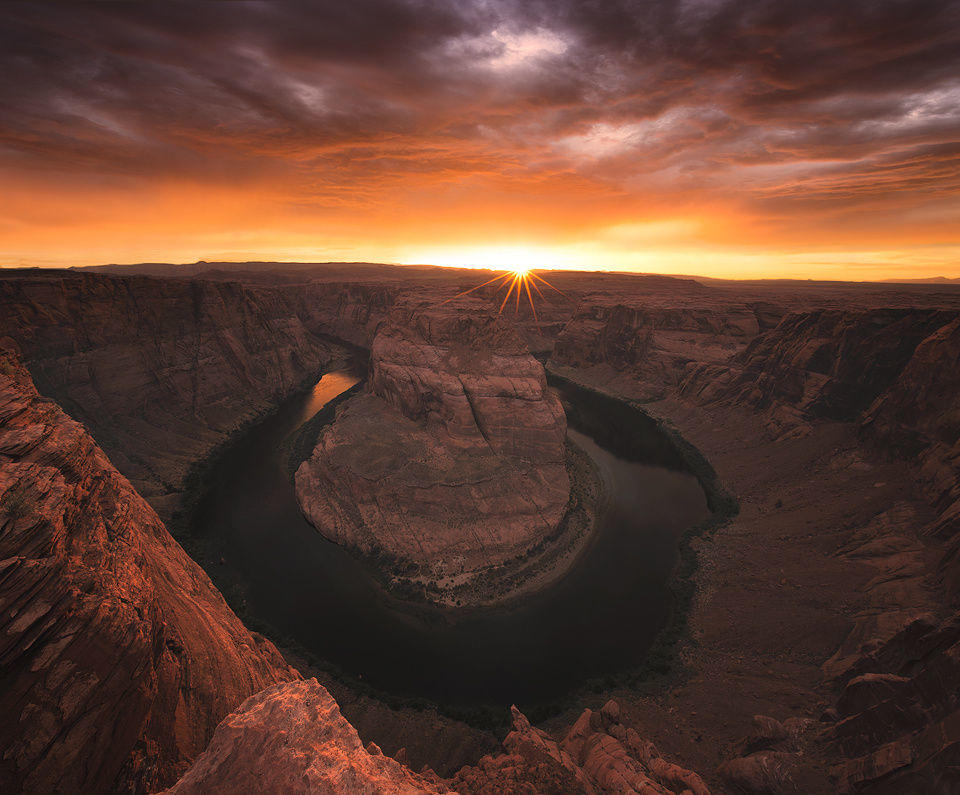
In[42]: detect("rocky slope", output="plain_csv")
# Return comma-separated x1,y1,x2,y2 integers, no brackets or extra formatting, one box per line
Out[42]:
295,300,569,592
551,298,772,401
163,679,453,795
0,270,341,518
655,306,960,791
167,682,710,795
682,309,955,430
862,315,960,595
0,348,299,792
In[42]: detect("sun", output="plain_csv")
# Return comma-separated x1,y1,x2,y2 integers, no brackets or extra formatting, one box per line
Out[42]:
441,266,567,321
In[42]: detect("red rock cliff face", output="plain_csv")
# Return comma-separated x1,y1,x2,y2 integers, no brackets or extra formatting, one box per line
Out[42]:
0,349,298,793
683,309,954,422
285,281,399,348
295,302,569,584
861,315,960,599
0,271,339,517
551,299,773,401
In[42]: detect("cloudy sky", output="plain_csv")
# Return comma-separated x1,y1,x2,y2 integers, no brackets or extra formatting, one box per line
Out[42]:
1,0,958,278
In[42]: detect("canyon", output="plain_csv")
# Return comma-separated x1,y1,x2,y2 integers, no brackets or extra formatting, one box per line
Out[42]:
3,263,960,792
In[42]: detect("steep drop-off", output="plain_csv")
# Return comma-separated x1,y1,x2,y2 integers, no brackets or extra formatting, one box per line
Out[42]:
0,270,341,518
0,348,298,792
683,309,955,428
550,297,777,402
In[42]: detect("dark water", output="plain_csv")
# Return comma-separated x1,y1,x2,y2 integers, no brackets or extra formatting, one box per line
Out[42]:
193,366,709,708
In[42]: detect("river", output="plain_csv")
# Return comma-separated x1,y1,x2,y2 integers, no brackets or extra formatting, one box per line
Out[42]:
192,364,710,708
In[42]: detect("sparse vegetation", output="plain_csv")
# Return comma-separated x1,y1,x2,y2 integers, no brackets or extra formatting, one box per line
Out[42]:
2,480,35,523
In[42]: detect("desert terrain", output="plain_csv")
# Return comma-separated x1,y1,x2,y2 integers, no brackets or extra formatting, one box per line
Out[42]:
2,262,960,792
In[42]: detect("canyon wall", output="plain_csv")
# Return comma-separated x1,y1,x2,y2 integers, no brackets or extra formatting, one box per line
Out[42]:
671,307,960,791
7,265,960,791
287,281,398,348
544,290,960,791
0,271,342,517
682,309,954,424
295,301,569,588
0,348,298,792
550,296,779,401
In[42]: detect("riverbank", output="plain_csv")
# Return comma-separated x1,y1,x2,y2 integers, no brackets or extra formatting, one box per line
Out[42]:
166,352,356,558
174,362,723,727
406,435,604,608
541,367,739,690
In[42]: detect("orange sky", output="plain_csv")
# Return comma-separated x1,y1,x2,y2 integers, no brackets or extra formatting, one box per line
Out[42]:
1,2,958,280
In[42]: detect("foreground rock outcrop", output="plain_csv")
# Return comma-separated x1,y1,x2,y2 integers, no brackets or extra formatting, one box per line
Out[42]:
163,679,453,795
0,349,297,792
296,301,569,588
452,699,710,794
167,683,709,795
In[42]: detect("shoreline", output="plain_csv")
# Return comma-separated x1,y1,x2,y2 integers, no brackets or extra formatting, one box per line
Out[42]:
403,434,605,609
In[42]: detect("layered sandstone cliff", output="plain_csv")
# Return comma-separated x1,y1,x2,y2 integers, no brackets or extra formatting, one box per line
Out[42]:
682,309,953,425
0,270,340,517
550,297,775,401
295,301,569,589
0,348,298,792
862,315,960,595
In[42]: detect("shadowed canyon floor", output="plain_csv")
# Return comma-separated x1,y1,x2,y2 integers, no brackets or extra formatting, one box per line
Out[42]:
3,263,960,792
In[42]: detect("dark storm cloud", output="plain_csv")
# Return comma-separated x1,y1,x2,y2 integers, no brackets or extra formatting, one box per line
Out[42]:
0,0,958,213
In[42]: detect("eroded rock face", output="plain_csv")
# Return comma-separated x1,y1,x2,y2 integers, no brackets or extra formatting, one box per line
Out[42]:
0,349,297,793
168,689,709,795
163,679,453,795
452,699,709,794
861,315,960,597
550,297,770,401
0,270,338,517
295,302,569,581
683,309,953,427
823,612,960,793
670,305,960,792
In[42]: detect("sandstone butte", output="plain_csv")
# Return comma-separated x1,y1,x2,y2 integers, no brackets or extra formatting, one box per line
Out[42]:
295,300,570,585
